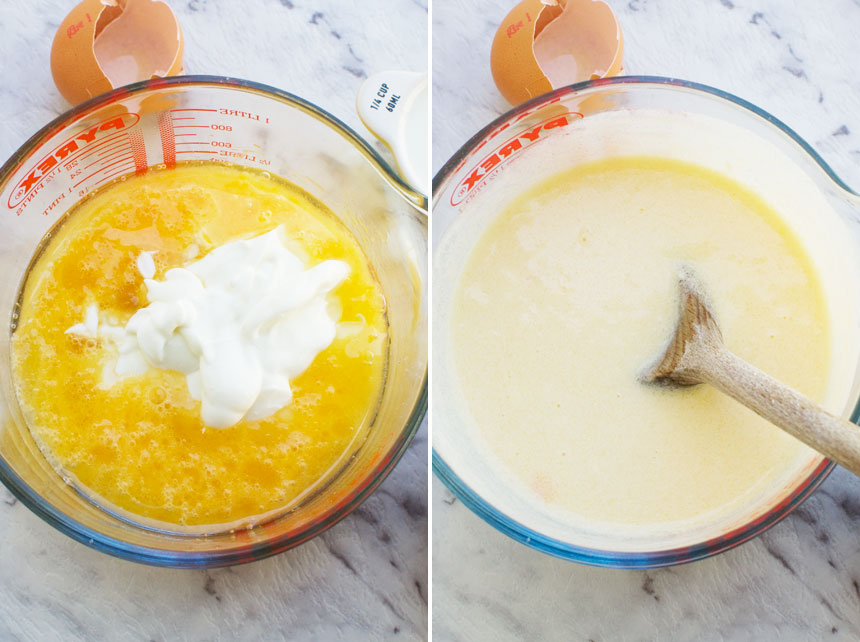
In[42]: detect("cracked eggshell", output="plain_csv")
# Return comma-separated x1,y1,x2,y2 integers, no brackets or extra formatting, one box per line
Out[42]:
491,0,623,106
51,0,184,105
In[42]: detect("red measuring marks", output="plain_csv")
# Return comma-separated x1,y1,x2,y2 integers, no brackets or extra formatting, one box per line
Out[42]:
158,110,177,168
163,107,272,167
66,127,147,190
129,128,147,174
161,106,255,168
166,108,219,162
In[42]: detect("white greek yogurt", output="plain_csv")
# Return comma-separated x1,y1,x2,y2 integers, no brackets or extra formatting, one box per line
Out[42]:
66,225,349,428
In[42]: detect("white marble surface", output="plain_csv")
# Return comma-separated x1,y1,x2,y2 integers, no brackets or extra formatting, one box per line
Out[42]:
432,0,860,640
0,1,427,641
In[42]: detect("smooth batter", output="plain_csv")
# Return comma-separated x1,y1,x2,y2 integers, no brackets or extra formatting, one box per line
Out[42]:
451,156,829,525
12,163,388,528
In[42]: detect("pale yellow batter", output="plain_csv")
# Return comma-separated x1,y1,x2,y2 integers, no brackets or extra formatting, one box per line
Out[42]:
451,156,829,525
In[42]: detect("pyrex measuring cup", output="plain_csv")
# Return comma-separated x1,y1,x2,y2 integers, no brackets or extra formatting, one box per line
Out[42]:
0,76,427,567
433,76,860,568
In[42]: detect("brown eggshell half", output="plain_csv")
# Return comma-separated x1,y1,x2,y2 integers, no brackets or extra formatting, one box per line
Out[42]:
490,0,559,106
490,0,623,106
51,0,184,106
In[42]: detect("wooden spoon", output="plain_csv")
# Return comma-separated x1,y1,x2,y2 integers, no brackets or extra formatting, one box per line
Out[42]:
642,267,860,477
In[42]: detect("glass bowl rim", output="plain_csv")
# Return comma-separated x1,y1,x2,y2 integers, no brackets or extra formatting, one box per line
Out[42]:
0,74,428,568
431,75,856,568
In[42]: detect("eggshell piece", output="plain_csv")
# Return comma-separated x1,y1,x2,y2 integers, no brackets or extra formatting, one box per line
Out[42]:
51,0,184,106
490,0,556,106
490,0,623,106
51,0,113,104
94,0,183,87
533,0,623,86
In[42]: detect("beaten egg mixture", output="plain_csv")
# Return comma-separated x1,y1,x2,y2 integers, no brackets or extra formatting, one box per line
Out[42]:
12,163,388,527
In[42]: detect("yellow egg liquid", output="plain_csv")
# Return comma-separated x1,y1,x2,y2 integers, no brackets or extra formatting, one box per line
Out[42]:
11,163,388,528
451,157,830,526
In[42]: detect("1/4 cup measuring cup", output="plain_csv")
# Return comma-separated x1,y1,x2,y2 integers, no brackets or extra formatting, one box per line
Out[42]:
0,75,427,568
433,76,860,568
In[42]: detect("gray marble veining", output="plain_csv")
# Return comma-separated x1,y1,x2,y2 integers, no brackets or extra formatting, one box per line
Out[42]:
0,1,427,640
433,0,860,640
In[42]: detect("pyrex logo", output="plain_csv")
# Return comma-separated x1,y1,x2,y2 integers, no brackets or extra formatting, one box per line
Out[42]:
8,113,140,209
450,110,583,207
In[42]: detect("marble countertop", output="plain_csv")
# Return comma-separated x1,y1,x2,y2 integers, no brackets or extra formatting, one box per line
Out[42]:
0,1,427,641
432,0,860,640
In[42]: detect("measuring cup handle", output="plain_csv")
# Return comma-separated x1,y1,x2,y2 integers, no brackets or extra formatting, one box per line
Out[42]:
356,70,426,147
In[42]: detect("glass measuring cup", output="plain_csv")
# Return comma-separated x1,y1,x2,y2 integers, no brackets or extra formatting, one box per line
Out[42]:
0,76,427,567
432,76,860,568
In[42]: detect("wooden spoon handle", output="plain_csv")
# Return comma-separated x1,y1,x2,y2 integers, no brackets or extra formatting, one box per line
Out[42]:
700,346,860,476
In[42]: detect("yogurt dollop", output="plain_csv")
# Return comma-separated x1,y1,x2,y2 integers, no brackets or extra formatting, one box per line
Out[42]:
67,226,349,428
